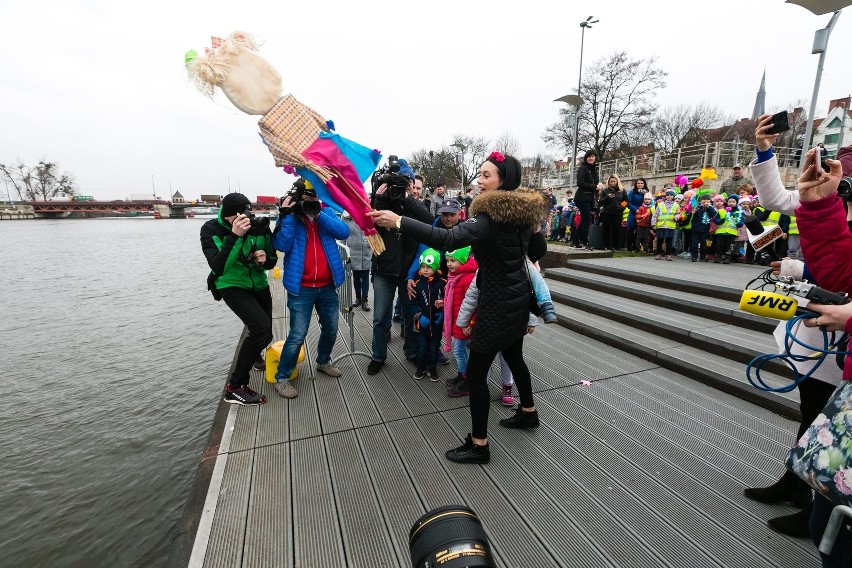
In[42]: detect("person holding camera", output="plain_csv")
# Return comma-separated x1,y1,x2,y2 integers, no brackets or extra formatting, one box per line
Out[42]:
366,158,434,375
597,174,627,251
271,179,349,398
200,192,278,406
369,152,549,465
788,148,852,567
746,115,851,538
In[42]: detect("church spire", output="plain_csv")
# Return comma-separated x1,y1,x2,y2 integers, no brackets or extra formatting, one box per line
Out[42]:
751,70,766,120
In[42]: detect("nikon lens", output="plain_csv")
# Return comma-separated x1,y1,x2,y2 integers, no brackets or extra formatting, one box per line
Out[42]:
408,505,495,567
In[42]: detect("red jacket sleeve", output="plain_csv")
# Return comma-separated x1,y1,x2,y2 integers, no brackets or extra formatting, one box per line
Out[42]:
796,194,852,295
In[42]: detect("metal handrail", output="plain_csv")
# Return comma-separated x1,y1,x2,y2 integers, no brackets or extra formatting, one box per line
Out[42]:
532,141,803,188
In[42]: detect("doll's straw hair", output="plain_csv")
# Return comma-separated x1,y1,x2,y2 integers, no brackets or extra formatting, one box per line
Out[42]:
186,31,261,98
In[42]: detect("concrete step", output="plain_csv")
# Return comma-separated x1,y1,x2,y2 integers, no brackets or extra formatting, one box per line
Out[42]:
544,266,776,334
559,256,769,302
547,300,800,420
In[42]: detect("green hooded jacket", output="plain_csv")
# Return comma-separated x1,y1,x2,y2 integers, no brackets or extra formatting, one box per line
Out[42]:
200,210,278,291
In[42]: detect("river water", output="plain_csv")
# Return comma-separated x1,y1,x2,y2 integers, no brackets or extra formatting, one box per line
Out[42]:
0,218,237,567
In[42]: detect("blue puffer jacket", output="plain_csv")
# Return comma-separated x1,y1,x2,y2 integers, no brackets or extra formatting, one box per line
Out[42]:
274,208,349,295
625,189,645,228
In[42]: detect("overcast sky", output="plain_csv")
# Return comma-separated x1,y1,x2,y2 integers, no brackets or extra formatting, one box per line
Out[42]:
1,0,850,200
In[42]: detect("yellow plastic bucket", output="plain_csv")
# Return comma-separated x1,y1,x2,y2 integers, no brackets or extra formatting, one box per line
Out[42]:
265,340,306,383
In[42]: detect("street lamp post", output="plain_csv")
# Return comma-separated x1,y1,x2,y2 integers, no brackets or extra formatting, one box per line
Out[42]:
450,142,467,196
555,16,597,188
798,10,842,173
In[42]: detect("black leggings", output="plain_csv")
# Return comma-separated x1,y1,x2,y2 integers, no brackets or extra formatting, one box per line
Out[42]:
600,212,621,249
220,286,273,388
572,201,593,245
467,335,534,439
655,236,673,255
797,378,837,438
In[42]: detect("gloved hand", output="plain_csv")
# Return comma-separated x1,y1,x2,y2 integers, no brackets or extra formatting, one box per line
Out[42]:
418,314,431,329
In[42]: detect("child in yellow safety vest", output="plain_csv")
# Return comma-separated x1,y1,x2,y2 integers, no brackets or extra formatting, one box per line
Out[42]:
652,189,680,260
713,195,744,264
787,214,800,260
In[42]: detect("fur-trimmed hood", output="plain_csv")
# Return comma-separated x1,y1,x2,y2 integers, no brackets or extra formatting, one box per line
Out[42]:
469,189,549,226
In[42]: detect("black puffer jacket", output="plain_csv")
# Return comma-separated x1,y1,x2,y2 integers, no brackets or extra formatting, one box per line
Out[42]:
370,195,434,278
399,189,550,352
575,162,599,203
598,188,627,215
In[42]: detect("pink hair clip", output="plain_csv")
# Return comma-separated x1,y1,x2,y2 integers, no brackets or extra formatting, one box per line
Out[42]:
488,151,505,163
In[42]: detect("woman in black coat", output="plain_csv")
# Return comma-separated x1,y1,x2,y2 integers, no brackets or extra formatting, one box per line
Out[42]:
369,152,549,464
597,174,628,251
571,149,602,250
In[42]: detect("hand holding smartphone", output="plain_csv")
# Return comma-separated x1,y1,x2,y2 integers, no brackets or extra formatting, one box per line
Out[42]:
766,110,790,135
812,146,823,181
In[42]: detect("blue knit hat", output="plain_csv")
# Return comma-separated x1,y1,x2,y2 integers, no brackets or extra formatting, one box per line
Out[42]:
398,158,415,181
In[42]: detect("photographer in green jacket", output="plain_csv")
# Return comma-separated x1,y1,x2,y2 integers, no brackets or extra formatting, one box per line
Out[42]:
200,193,278,406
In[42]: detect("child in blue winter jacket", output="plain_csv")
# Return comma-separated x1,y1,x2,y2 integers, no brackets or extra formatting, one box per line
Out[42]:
412,248,446,381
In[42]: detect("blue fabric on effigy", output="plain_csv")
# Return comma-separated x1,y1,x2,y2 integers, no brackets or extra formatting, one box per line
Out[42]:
297,132,381,214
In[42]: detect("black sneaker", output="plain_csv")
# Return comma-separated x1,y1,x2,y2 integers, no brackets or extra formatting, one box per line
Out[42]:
436,352,450,365
447,379,470,398
414,368,427,380
427,369,440,382
499,407,540,429
224,384,267,405
445,373,462,390
445,434,490,464
253,355,265,371
367,360,384,375
392,314,401,322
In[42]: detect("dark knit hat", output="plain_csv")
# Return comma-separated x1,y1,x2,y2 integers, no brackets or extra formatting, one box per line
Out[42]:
221,193,251,217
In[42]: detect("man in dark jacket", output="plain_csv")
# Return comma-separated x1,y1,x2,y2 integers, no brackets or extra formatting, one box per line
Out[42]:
367,159,434,375
200,193,278,406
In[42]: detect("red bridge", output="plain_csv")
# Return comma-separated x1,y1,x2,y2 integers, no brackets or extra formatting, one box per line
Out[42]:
27,200,175,213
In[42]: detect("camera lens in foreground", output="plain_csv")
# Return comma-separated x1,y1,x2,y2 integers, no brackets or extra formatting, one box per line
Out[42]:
409,505,495,568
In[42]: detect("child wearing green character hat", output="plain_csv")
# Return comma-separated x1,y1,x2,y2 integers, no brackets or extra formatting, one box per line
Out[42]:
412,248,446,381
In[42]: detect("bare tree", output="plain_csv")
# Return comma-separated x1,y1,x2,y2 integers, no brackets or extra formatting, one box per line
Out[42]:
650,102,733,151
494,130,521,158
410,135,490,193
451,135,490,190
411,148,458,189
0,160,76,201
543,51,667,159
520,153,557,188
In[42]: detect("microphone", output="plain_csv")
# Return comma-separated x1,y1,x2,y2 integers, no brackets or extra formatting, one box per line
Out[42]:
739,290,800,320
743,214,783,261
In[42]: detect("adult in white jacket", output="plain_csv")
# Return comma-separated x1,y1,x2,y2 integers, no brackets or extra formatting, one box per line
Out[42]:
745,114,841,538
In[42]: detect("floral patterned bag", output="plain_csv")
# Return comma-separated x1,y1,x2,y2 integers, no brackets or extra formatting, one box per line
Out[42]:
786,382,852,506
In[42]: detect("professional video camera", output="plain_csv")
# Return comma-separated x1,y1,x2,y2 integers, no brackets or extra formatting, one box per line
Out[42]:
371,155,410,202
279,179,321,216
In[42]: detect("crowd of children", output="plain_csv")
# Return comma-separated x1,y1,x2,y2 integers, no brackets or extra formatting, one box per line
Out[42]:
545,169,797,264
406,240,558,401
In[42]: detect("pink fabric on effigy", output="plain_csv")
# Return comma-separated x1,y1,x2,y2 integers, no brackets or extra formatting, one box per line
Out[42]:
301,137,377,237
